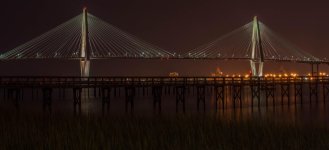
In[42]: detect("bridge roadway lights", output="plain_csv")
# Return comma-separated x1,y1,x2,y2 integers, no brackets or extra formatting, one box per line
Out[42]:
176,86,186,113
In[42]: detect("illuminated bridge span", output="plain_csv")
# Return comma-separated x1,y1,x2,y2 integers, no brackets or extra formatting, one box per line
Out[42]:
0,8,327,77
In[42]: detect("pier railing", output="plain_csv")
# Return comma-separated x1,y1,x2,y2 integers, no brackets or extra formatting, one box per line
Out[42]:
0,76,327,88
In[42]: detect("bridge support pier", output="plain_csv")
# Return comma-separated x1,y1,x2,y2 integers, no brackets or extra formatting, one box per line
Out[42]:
143,86,147,96
309,81,318,103
125,86,135,113
214,85,225,111
61,87,66,100
176,86,186,113
311,63,320,76
251,78,261,108
164,86,168,95
101,87,111,114
42,88,52,113
152,86,162,113
117,86,121,97
232,84,242,109
294,82,303,105
7,88,22,109
3,87,5,102
281,83,290,106
196,85,206,112
323,81,329,104
73,88,82,114
31,87,35,100
264,82,275,108
93,87,97,98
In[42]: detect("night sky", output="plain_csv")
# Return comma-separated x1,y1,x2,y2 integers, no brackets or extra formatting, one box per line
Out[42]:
1,0,329,76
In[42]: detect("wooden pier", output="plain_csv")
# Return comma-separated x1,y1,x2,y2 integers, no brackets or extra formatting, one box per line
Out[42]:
0,76,328,113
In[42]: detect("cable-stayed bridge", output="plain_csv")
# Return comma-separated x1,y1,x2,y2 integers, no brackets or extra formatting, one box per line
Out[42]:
2,8,329,113
0,8,327,77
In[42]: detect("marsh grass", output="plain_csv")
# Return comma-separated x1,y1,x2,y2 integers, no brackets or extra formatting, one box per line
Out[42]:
0,112,328,150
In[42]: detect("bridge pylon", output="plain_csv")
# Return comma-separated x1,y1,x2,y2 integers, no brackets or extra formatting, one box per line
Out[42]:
250,16,264,77
80,7,90,77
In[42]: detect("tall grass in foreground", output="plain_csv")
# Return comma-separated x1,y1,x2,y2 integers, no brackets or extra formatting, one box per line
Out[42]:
0,113,328,150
